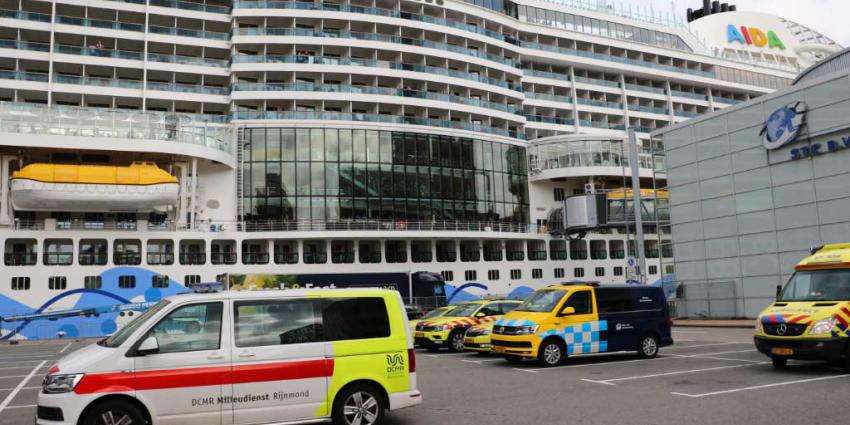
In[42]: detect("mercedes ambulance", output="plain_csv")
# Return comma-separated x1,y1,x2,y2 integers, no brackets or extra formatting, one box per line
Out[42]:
491,283,673,366
36,288,421,425
755,243,850,369
413,300,520,352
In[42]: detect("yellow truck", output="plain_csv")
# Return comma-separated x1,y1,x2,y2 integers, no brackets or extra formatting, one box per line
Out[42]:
755,243,850,369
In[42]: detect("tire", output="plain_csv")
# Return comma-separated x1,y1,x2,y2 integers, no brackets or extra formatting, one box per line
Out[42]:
448,330,466,353
332,384,385,425
504,355,523,363
81,399,146,425
537,338,565,367
637,334,660,358
772,356,788,369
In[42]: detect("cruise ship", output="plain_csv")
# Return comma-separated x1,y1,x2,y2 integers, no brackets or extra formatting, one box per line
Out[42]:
0,0,830,339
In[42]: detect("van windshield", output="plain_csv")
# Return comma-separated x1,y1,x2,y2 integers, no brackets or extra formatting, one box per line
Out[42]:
99,300,171,348
515,290,567,312
780,269,850,302
444,303,479,317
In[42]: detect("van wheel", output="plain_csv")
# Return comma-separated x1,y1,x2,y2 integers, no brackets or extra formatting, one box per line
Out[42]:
537,339,565,367
637,334,660,358
448,330,465,353
332,384,385,425
772,356,788,369
81,399,146,425
504,355,523,363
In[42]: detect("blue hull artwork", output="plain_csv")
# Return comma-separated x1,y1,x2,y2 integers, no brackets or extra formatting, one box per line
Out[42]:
0,267,188,340
444,283,534,304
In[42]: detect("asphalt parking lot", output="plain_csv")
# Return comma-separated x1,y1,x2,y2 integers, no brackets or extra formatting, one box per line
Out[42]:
1,328,847,425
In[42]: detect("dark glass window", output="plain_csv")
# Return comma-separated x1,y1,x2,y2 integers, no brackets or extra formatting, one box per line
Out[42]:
596,288,635,313
323,298,390,341
563,291,592,315
235,299,322,347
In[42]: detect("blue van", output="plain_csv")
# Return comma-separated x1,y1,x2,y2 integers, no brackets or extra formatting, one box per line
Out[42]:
492,283,674,366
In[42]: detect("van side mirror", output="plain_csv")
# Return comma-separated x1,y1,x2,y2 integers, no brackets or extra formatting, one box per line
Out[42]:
136,336,160,356
474,312,487,318
559,306,576,317
775,285,782,299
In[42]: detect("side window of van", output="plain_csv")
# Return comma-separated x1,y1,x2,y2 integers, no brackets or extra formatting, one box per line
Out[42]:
323,298,390,341
563,291,592,315
596,289,635,313
497,302,519,314
149,302,223,354
235,300,322,347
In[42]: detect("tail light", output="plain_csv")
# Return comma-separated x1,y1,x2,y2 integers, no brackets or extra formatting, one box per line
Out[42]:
408,348,416,373
667,313,674,329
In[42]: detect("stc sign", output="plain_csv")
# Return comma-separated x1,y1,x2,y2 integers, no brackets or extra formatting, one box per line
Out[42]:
727,24,786,50
761,101,850,160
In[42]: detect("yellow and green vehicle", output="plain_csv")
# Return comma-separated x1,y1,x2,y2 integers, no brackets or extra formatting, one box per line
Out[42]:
414,300,521,352
755,243,850,369
410,306,451,334
463,321,498,354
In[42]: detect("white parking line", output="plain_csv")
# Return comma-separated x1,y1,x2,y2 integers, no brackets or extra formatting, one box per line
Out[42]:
4,404,35,409
672,330,706,333
460,359,503,364
665,342,748,350
580,363,766,386
0,360,45,416
671,374,850,398
517,356,670,374
0,386,40,391
59,343,72,353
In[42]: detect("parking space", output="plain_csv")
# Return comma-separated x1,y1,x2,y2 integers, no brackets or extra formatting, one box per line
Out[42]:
2,329,848,425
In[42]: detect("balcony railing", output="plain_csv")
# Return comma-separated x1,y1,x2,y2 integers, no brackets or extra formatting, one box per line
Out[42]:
412,252,433,263
79,253,108,265
506,251,524,261
461,251,480,262
211,252,238,265
590,250,607,260
525,93,573,104
570,251,588,260
483,251,503,261
150,0,231,14
44,253,73,265
627,104,669,115
550,250,567,260
624,83,666,95
274,252,299,264
525,114,575,126
242,252,270,264
113,253,142,265
0,39,50,52
522,69,570,81
304,253,327,264
0,102,232,155
233,27,518,67
574,76,620,88
0,9,51,22
528,250,547,261
179,253,206,265
4,253,37,266
148,25,230,40
233,110,524,140
331,253,355,264
669,90,708,101
436,251,457,262
146,253,175,265
231,55,523,92
359,252,383,264
232,83,521,114
576,98,623,110
386,252,408,263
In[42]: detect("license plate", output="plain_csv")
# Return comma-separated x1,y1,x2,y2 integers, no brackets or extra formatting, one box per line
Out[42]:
772,347,793,356
415,332,424,338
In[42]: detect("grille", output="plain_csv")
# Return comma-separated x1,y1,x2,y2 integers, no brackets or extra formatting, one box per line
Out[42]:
37,406,64,421
763,323,808,337
493,325,526,335
491,339,532,348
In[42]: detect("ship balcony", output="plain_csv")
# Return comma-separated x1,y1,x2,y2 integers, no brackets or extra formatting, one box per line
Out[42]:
4,252,37,266
211,252,238,265
0,102,234,166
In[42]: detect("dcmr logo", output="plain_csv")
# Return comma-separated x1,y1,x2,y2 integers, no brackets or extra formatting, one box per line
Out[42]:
760,102,806,150
386,353,405,374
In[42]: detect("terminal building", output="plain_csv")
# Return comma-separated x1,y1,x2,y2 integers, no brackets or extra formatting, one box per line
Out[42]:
0,0,834,337
653,48,850,318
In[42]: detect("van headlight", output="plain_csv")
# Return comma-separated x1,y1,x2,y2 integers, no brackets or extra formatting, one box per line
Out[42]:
42,373,84,394
514,325,539,335
809,318,836,335
755,318,762,333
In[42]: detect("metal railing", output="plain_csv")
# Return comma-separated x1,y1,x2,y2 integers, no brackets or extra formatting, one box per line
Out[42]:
4,253,37,266
195,220,536,234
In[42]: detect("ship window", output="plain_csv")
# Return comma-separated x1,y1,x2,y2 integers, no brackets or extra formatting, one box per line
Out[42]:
649,265,658,275
574,268,585,278
614,266,624,276
510,269,521,280
152,275,169,288
118,275,136,289
184,275,201,285
554,268,565,279
532,269,543,279
48,276,67,290
465,270,477,281
11,277,30,291
595,267,605,277
44,239,73,266
84,276,102,289
488,270,499,281
441,270,454,282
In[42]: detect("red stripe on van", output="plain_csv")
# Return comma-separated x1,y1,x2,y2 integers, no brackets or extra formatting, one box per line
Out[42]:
74,360,333,394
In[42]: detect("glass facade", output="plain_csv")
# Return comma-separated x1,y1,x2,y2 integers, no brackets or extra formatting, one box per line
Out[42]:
242,128,529,223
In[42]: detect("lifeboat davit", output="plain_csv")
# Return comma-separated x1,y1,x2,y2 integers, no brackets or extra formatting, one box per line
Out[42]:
10,161,179,212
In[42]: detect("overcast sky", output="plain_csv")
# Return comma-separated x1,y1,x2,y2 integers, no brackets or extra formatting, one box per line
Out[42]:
616,0,849,46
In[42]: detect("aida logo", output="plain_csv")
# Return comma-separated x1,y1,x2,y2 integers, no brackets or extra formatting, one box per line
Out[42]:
727,24,786,49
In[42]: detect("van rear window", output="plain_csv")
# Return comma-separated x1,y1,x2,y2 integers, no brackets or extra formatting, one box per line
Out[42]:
323,298,391,341
597,288,636,313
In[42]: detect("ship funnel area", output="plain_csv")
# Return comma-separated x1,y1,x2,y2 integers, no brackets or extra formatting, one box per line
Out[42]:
686,1,737,23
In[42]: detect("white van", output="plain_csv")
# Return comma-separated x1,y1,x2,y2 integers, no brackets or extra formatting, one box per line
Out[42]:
36,288,421,425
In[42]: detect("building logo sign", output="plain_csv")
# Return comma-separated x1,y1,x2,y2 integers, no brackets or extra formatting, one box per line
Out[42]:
761,102,806,150
727,25,786,50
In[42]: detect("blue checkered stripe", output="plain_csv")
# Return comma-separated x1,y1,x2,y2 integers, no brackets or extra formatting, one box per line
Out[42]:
494,319,537,327
539,320,608,355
